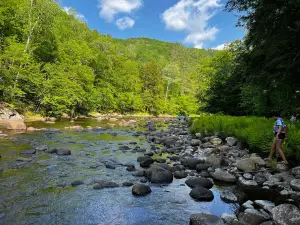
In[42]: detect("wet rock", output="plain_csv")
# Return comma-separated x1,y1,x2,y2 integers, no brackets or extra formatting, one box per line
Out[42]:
146,165,173,183
133,170,145,177
238,177,258,188
200,171,210,178
210,137,222,145
122,181,134,187
35,145,48,151
221,213,237,224
132,184,151,196
140,158,154,168
290,179,300,191
191,139,201,147
105,164,116,169
126,165,136,172
144,152,154,156
212,171,237,183
243,200,254,209
254,200,275,213
136,148,146,153
190,213,224,225
220,190,238,203
21,150,36,155
195,133,202,138
189,186,214,201
173,165,185,172
292,166,300,178
243,173,253,180
239,209,269,225
129,142,137,145
119,145,130,150
137,155,151,162
196,164,212,172
169,155,180,161
226,137,238,146
182,158,204,169
237,158,256,172
260,222,275,225
174,171,187,179
272,204,300,225
93,180,119,189
185,177,213,189
71,180,84,187
56,148,71,156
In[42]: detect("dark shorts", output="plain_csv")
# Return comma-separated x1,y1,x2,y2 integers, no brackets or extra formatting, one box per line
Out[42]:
274,132,286,140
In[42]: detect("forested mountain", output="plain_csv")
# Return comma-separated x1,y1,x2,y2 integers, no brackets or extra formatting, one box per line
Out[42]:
0,0,216,117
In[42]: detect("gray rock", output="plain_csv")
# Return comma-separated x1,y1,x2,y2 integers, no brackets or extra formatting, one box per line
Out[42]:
105,164,116,169
185,177,213,189
191,139,201,147
133,170,145,177
243,173,253,180
206,154,222,167
220,190,238,203
146,165,173,183
226,137,238,146
238,177,258,188
237,158,256,172
71,180,84,186
210,138,222,145
212,171,237,183
174,171,187,179
35,145,48,151
195,133,202,138
137,155,151,162
122,181,134,187
272,204,300,225
21,150,36,155
254,200,275,213
93,180,119,189
290,179,300,191
140,178,147,183
255,173,268,185
132,184,151,196
260,222,274,225
173,165,185,172
221,213,237,224
291,166,300,177
243,200,254,209
182,158,204,169
196,163,212,172
239,209,269,225
277,163,289,172
169,155,180,161
189,186,214,201
190,213,224,225
163,136,179,146
56,148,71,155
126,164,136,172
140,158,154,167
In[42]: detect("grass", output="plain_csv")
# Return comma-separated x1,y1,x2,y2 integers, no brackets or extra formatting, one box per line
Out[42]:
190,115,300,161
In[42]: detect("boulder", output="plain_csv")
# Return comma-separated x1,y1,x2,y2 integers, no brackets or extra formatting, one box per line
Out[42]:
132,184,151,196
272,204,300,225
221,213,237,224
133,170,145,177
137,155,151,162
237,158,256,172
93,180,119,189
162,136,179,146
238,177,258,188
56,148,71,156
191,139,201,147
277,162,289,172
292,166,300,177
254,200,275,213
173,165,185,172
185,177,213,189
243,173,253,180
189,186,214,201
239,209,269,225
0,120,26,130
290,179,300,192
105,164,116,169
206,154,222,167
250,157,266,166
220,190,238,203
35,145,48,151
195,133,202,138
0,106,23,120
212,171,237,183
71,180,84,186
190,213,224,225
226,137,238,146
0,133,8,138
174,171,187,179
196,164,212,172
243,200,254,209
210,137,222,145
182,158,204,169
140,158,154,168
254,173,268,185
146,165,173,183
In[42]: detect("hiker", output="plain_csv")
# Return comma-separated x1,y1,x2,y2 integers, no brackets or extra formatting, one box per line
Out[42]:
268,116,288,164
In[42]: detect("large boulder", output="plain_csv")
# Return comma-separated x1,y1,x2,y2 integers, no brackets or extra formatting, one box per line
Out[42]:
220,190,238,203
272,204,300,225
189,186,214,201
239,209,269,225
212,171,237,183
145,165,173,183
185,177,213,189
182,158,204,169
225,137,238,146
0,105,23,120
132,184,151,196
190,213,224,225
237,158,256,172
0,120,26,130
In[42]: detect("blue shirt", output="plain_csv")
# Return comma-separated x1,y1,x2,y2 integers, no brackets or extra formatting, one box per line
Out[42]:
274,118,286,133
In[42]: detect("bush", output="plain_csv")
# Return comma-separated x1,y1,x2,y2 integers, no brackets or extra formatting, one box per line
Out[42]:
190,115,300,160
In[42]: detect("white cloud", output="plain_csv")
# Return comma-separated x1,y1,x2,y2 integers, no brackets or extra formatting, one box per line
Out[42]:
64,7,87,22
212,43,227,50
116,17,135,30
98,0,142,22
162,0,222,48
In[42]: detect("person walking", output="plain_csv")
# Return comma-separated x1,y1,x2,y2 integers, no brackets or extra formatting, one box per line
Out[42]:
268,116,288,164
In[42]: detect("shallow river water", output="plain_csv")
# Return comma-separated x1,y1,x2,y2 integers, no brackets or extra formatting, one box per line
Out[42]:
0,119,237,225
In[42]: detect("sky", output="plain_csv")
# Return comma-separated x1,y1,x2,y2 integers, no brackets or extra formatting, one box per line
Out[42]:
57,0,245,50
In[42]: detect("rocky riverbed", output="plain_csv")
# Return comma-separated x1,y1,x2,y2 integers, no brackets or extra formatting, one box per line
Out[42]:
0,118,300,225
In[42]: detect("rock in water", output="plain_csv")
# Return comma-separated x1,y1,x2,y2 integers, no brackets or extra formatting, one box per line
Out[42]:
146,165,173,183
182,158,204,169
290,179,300,191
225,137,237,146
0,120,26,130
93,180,119,189
174,171,187,179
190,213,224,225
220,190,238,203
272,204,300,225
292,166,300,177
122,182,134,187
185,177,213,189
254,200,275,213
132,184,151,196
21,150,36,155
196,164,212,172
189,186,214,201
56,148,71,156
140,158,154,167
212,171,236,183
71,180,84,186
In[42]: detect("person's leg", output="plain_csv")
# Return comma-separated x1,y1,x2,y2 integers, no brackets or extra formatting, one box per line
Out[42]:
275,139,288,163
268,139,276,160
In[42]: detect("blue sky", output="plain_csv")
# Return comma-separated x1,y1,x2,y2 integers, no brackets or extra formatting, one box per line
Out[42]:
58,0,245,49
